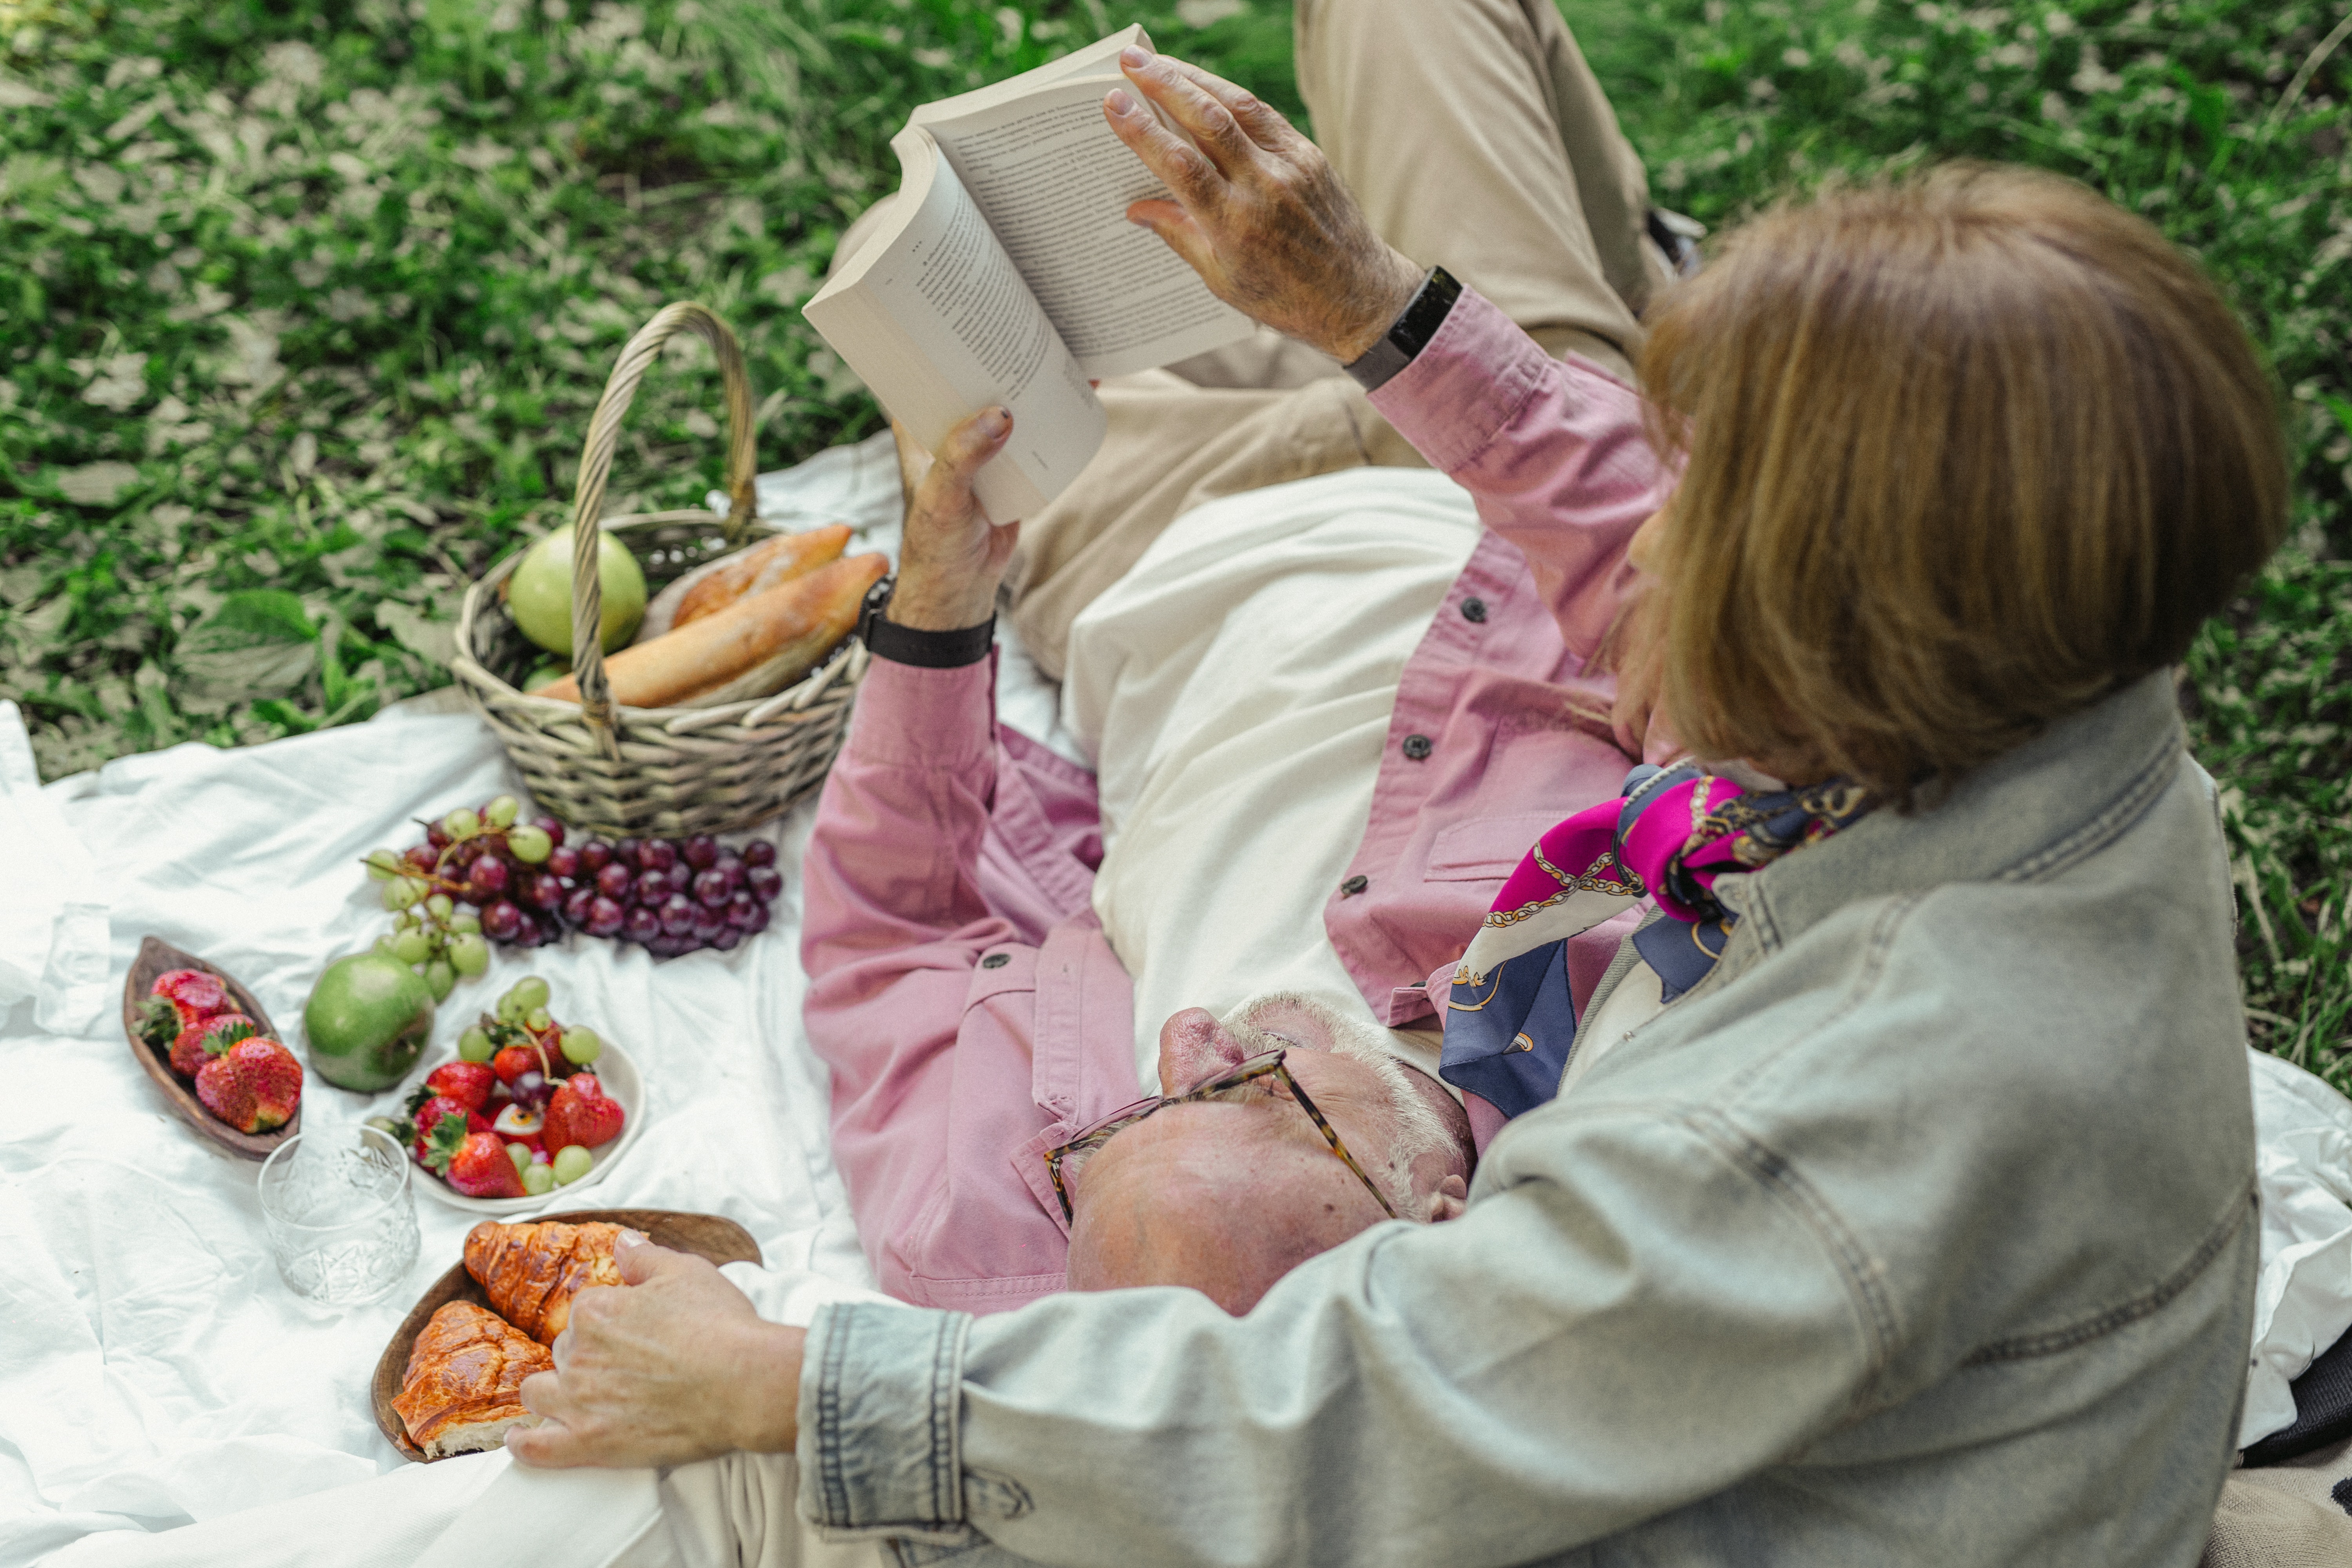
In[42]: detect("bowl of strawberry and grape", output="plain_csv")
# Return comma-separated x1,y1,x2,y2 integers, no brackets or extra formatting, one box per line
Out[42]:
366,976,644,1212
365,799,784,964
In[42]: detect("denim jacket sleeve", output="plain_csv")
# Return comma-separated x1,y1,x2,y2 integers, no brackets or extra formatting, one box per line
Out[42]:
796,1298,976,1545
796,1099,1879,1566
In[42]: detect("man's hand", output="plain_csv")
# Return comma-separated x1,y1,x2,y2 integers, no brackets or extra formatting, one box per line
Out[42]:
506,1233,804,1470
1104,45,1425,364
889,405,1018,632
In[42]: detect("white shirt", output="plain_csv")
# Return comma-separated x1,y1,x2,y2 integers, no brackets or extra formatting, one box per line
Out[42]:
1063,467,1483,1091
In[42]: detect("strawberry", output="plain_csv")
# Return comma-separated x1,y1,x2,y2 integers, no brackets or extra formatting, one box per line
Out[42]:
195,1036,301,1133
491,1044,539,1088
194,1053,259,1131
139,971,230,1056
170,1012,255,1078
427,1120,526,1198
404,1090,488,1164
232,1038,302,1129
424,1060,495,1112
544,1073,624,1154
152,969,227,1020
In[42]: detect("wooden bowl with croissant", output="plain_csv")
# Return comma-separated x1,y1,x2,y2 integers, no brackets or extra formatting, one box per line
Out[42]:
370,1208,760,1461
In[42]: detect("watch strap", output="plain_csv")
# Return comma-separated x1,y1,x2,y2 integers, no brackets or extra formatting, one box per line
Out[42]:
857,576,995,669
1343,266,1464,393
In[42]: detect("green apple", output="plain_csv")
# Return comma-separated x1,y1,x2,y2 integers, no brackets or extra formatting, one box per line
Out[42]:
508,525,647,657
303,952,436,1092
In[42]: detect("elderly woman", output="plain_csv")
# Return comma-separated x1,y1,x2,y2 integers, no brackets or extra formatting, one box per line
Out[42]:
511,42,2287,1568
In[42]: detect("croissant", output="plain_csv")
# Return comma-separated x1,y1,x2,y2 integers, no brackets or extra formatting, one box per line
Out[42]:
462,1219,629,1344
391,1301,552,1459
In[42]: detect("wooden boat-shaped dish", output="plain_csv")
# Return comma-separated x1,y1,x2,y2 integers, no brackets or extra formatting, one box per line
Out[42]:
370,1208,762,1461
121,935,300,1160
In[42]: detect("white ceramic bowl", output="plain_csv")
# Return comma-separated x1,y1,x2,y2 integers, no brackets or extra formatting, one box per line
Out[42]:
405,1039,647,1215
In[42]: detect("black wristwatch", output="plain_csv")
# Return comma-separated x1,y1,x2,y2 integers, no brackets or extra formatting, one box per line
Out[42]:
1343,266,1464,393
856,575,996,669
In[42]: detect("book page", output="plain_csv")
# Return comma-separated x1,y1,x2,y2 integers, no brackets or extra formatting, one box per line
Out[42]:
805,138,1105,521
920,74,1254,379
906,24,1149,122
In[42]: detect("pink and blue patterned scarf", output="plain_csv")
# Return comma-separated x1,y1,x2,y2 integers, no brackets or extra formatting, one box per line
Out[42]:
1439,762,1874,1118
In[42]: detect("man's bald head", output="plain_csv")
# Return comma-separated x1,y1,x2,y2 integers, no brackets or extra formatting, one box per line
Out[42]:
1062,995,1473,1314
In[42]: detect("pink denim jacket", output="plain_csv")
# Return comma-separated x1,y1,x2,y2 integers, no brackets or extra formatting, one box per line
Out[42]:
800,288,1678,1314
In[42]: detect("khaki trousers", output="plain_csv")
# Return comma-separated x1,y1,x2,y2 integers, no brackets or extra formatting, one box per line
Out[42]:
836,0,1670,679
2201,1436,2352,1568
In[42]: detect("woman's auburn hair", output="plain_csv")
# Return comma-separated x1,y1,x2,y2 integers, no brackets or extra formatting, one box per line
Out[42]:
1637,162,2289,807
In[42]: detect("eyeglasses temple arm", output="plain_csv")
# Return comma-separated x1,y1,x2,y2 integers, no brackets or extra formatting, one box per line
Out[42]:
1281,1066,1400,1220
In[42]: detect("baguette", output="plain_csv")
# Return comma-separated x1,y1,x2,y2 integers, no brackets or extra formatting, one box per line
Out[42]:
671,523,852,630
531,552,887,709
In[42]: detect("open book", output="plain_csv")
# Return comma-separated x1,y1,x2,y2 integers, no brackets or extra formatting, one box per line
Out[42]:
803,25,1257,520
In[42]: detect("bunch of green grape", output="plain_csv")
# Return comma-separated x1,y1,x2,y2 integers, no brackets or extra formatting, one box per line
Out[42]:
361,888,491,1001
361,805,509,1001
453,974,602,1069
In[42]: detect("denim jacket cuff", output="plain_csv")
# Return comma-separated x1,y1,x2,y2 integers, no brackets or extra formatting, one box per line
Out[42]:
797,1299,976,1544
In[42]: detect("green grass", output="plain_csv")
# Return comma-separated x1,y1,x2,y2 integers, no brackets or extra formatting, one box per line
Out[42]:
2,0,2348,1083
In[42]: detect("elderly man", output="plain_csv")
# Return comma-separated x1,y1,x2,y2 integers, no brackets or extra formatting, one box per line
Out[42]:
788,0,1680,1319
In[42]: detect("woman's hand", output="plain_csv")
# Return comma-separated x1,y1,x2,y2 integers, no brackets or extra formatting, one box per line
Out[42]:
1104,46,1424,364
1609,579,1670,757
890,405,1019,632
1610,509,1677,760
506,1234,804,1469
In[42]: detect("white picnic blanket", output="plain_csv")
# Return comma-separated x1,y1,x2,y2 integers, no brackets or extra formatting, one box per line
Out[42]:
0,434,1088,1567
0,694,899,1564
4,430,2350,1564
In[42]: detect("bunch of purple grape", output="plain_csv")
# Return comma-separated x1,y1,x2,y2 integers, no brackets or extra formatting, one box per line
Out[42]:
379,808,782,958
552,833,783,956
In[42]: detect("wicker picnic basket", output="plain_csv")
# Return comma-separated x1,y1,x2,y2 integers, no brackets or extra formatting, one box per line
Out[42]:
451,301,871,838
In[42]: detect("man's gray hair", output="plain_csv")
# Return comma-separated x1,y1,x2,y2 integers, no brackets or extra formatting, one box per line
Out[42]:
1223,994,1455,1218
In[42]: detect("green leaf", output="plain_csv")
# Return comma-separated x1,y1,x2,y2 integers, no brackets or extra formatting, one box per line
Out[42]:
2325,395,2352,443
138,993,180,1051
318,616,355,713
423,1109,470,1175
250,699,321,734
176,591,319,703
185,589,316,646
372,601,458,668
2187,80,2230,147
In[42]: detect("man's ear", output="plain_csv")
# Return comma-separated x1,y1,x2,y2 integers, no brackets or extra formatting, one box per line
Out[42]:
1425,1174,1468,1224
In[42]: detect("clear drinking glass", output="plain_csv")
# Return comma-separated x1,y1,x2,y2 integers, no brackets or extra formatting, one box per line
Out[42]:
256,1123,419,1305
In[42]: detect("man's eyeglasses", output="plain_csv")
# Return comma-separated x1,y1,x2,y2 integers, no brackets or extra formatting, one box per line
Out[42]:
1043,1048,1399,1224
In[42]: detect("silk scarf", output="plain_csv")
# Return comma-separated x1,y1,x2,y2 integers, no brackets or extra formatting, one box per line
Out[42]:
1438,763,1874,1118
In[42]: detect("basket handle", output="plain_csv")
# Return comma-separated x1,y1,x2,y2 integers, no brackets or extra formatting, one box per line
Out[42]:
566,302,759,752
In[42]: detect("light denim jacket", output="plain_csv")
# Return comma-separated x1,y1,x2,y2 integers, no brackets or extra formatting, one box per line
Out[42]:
793,670,2258,1567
